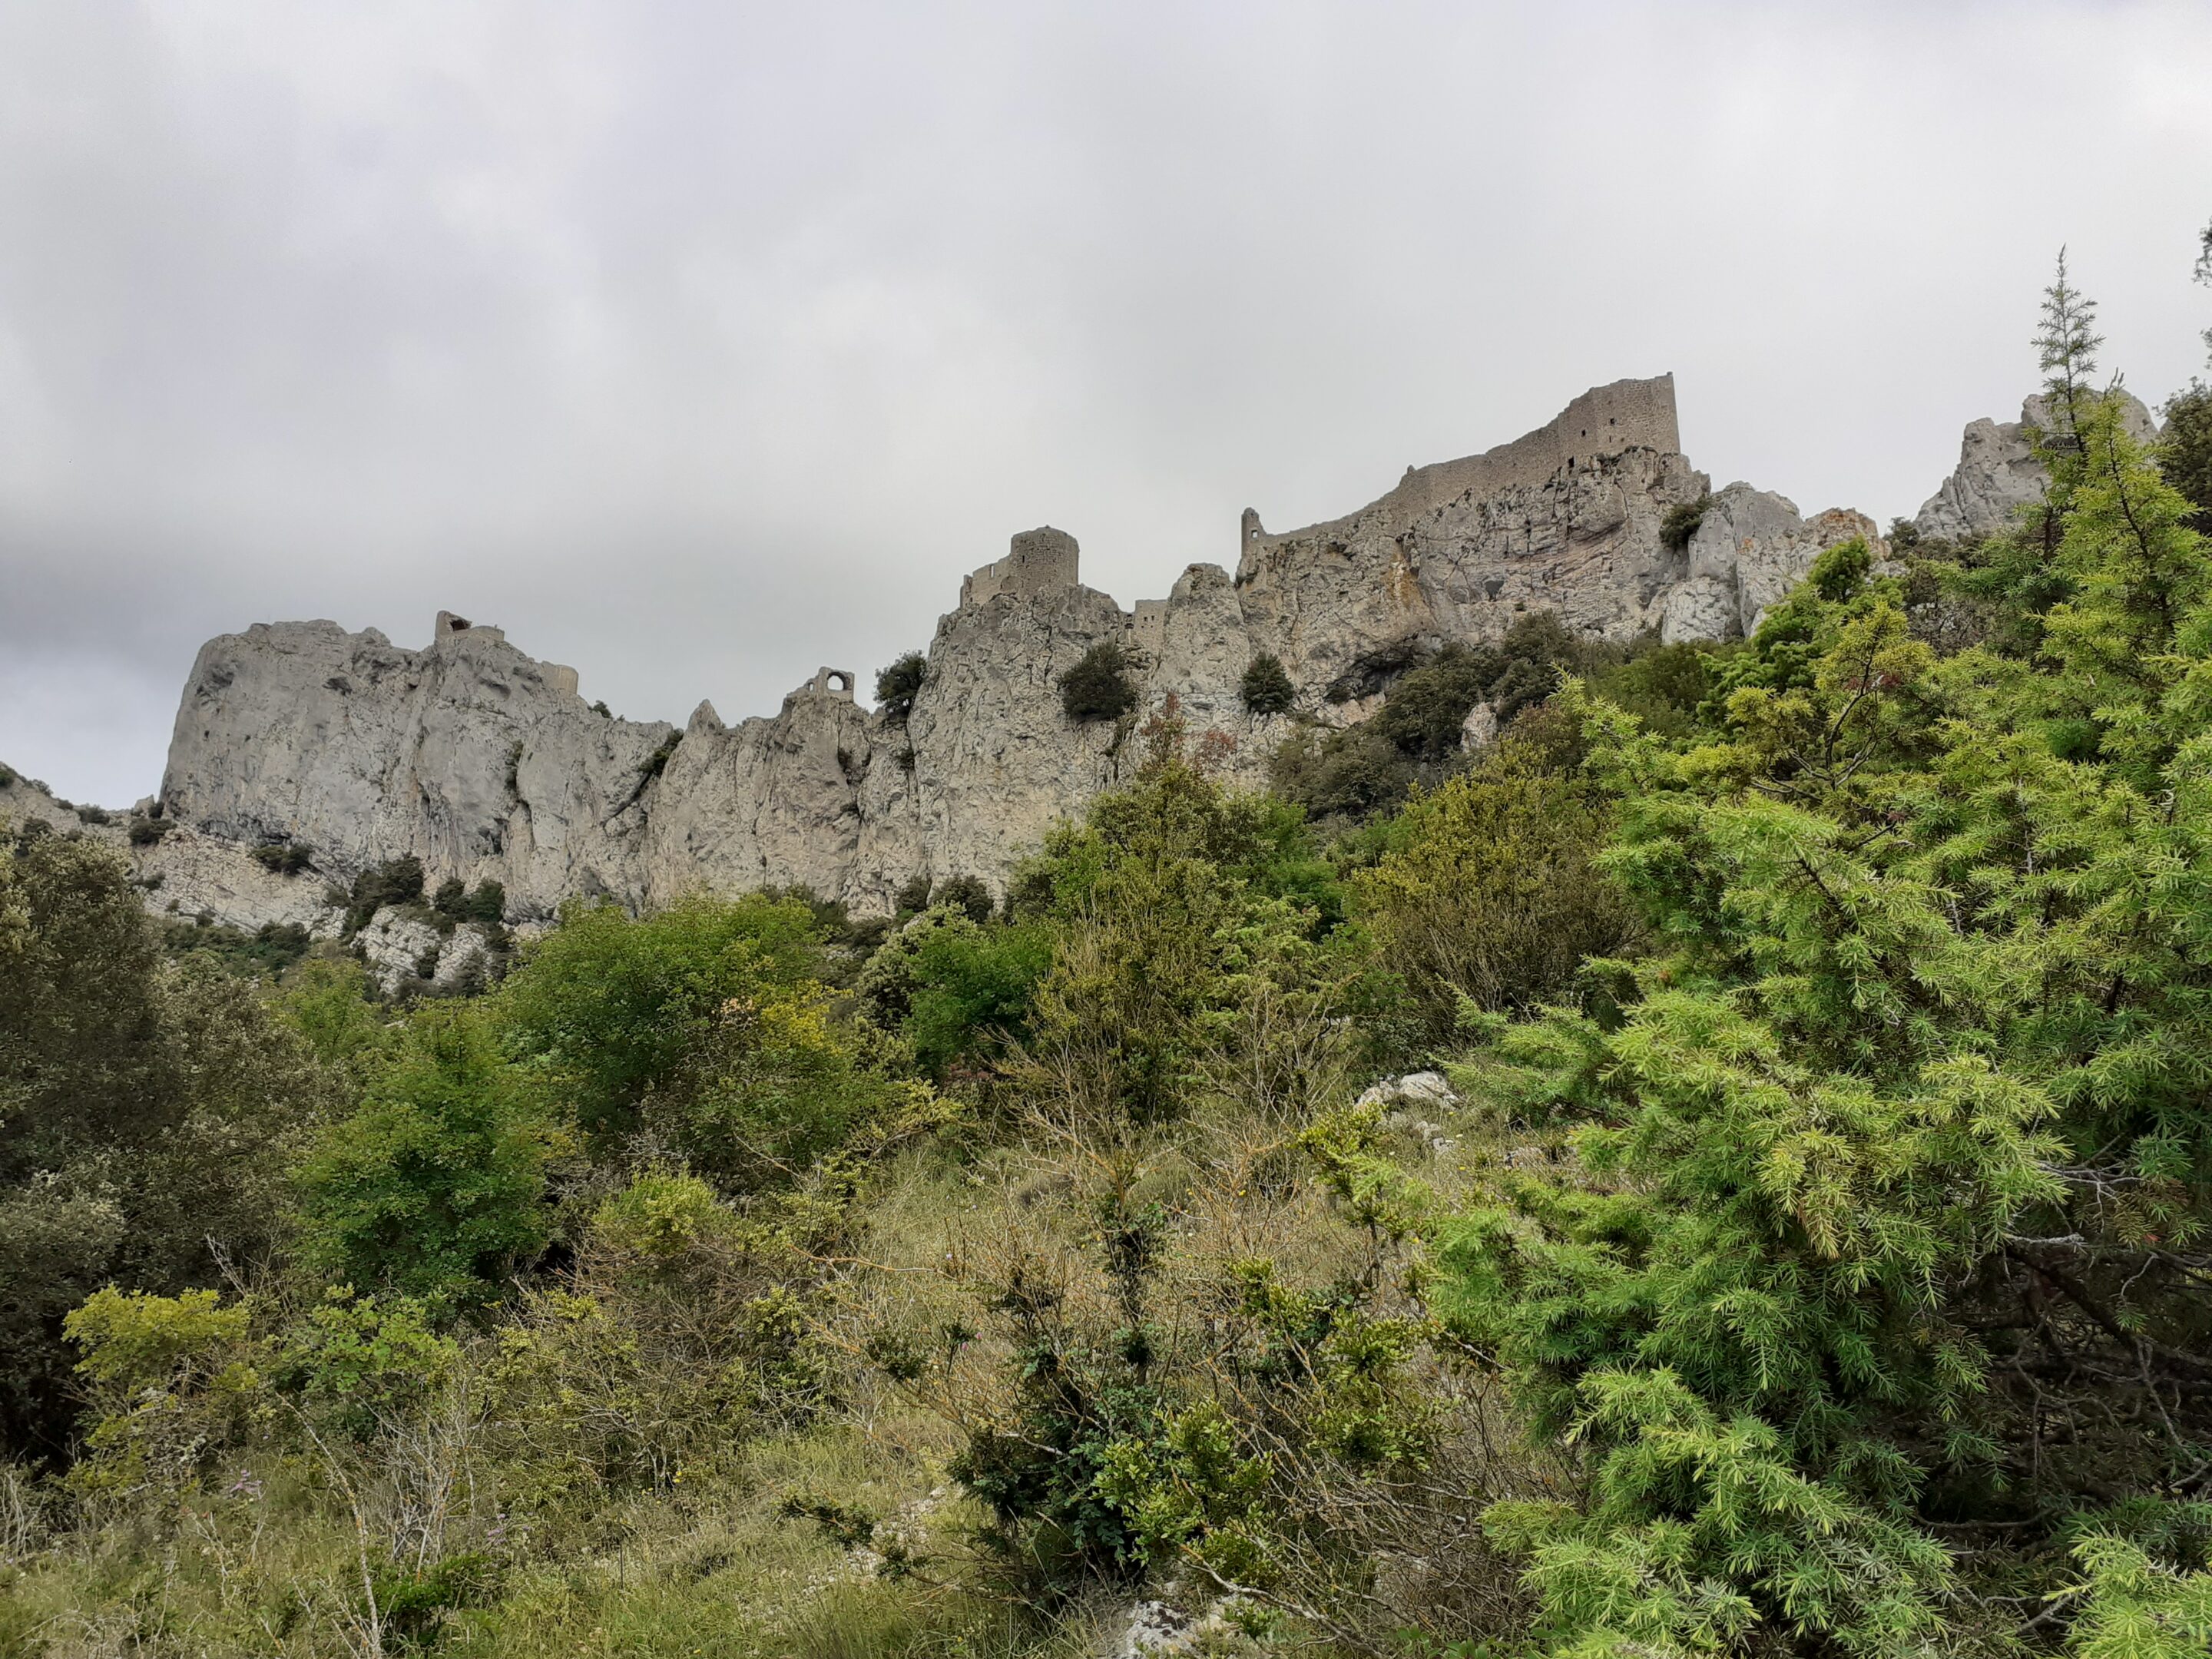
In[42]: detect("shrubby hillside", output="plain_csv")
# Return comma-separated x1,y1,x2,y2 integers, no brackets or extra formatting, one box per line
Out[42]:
6,256,2212,1657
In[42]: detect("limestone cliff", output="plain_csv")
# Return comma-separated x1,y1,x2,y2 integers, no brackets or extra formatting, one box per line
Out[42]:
85,375,1990,933
1913,390,2158,542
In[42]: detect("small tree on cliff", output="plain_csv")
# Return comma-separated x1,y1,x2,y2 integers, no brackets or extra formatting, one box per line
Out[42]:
875,652,927,724
1239,651,1295,715
1060,641,1140,724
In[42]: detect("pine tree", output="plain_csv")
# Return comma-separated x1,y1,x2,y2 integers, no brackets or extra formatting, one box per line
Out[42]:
2037,244,2105,443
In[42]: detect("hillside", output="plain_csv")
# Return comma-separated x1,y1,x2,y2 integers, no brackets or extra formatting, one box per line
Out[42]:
8,265,2212,1659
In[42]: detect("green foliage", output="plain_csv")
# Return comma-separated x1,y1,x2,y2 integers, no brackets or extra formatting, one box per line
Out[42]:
432,875,506,926
1356,733,1634,1033
1239,652,1296,716
63,1286,260,1497
495,892,822,1145
875,651,928,723
1658,492,1711,553
1273,613,1627,824
859,905,1055,1080
2161,382,2212,535
641,730,682,780
1438,361,2212,1653
276,1285,458,1439
1012,718,1353,1128
1059,641,1141,724
158,915,313,977
1,832,323,1458
250,839,314,876
126,814,173,846
296,1003,551,1312
1579,639,1718,740
932,873,995,925
276,956,397,1081
2037,244,2105,439
2061,1532,2212,1658
343,853,426,935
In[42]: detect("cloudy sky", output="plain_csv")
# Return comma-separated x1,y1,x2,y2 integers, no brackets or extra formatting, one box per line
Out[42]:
3,2,2209,806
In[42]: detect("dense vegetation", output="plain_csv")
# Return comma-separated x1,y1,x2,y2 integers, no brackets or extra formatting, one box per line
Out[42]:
6,256,2212,1657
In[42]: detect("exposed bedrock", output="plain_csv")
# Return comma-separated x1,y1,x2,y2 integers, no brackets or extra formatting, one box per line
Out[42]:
111,373,2071,930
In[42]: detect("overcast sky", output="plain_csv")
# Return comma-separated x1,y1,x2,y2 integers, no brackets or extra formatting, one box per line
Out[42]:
3,2,2209,806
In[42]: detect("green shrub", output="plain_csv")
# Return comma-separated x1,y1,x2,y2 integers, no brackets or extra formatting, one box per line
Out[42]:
296,1003,550,1312
903,917,1052,1079
1239,652,1295,715
432,876,505,926
2161,382,2212,533
875,651,928,723
250,839,314,876
931,873,994,925
343,855,426,935
127,815,173,846
2,831,323,1457
1659,492,1712,551
160,917,314,979
1059,641,1141,723
494,892,821,1145
1356,733,1633,1031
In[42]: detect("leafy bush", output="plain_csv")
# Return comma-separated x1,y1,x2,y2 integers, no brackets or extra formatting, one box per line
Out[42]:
494,892,822,1146
856,907,1053,1080
127,815,172,846
1659,492,1712,551
1355,733,1634,1032
343,854,426,935
432,876,505,926
931,873,994,925
250,839,314,876
296,1003,551,1312
2,832,323,1459
1059,641,1141,723
1239,652,1295,715
1273,613,1605,823
160,917,313,979
62,1287,258,1497
875,651,928,723
2162,382,2212,533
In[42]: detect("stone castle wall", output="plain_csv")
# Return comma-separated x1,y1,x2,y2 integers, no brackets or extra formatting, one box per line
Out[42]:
959,525,1081,607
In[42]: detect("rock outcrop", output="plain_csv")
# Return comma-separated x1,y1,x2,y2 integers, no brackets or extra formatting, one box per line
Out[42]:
1663,486,1881,644
1914,390,2159,542
99,374,1936,935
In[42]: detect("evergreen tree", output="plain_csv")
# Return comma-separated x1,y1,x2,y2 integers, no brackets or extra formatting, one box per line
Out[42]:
1442,272,2212,1654
2037,244,2105,442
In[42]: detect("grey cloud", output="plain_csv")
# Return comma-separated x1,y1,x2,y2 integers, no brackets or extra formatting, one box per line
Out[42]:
3,0,2210,803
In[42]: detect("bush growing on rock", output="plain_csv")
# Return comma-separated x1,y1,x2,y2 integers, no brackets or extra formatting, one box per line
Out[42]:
1238,651,1295,715
1659,491,1711,551
1059,640,1141,723
250,839,314,876
874,651,927,723
342,853,426,935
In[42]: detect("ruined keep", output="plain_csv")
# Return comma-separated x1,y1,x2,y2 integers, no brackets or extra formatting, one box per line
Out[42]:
48,370,2055,959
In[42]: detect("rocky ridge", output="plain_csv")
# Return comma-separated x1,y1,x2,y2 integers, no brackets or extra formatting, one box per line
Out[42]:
7,376,2113,945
